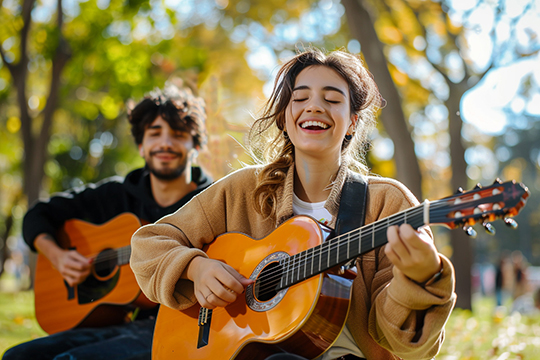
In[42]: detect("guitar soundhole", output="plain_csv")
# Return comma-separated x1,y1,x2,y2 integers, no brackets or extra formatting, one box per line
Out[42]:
94,249,118,278
255,261,282,302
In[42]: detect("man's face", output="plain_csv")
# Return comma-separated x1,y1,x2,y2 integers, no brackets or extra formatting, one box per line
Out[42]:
139,116,196,181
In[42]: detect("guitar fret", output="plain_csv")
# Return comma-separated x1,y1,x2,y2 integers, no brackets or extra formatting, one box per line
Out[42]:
297,252,302,282
292,254,296,283
372,224,375,249
326,242,330,269
285,258,290,287
319,244,322,272
279,259,285,289
310,247,314,277
347,233,350,260
358,228,362,255
303,250,307,279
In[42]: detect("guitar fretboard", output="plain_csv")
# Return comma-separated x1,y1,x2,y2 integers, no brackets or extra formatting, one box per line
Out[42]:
275,203,426,291
117,246,131,266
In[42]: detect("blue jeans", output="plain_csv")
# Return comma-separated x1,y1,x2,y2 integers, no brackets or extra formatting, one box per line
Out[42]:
3,318,154,360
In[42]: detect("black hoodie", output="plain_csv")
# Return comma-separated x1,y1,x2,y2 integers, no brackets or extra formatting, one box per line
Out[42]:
23,167,213,252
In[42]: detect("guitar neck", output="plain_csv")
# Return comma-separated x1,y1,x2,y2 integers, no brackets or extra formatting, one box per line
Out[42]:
276,203,426,291
116,246,132,266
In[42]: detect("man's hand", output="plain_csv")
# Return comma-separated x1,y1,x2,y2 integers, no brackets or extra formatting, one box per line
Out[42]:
54,250,92,287
35,233,92,287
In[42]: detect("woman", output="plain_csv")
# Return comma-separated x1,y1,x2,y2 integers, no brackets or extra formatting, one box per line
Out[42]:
130,47,456,360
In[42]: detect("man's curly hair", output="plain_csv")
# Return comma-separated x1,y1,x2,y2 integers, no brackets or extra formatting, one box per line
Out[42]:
128,84,207,148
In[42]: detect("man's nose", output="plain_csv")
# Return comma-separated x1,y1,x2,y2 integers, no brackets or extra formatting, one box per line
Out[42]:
159,133,174,147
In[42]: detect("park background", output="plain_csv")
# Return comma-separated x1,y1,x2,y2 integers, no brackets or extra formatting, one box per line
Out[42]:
1,0,540,358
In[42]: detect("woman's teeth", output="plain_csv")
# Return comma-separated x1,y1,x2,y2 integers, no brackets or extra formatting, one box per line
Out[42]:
300,121,329,129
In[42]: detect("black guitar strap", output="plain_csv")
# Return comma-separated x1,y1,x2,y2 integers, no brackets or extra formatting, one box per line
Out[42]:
334,172,368,237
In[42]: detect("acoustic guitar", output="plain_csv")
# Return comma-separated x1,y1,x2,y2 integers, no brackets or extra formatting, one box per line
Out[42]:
34,212,157,334
152,180,530,359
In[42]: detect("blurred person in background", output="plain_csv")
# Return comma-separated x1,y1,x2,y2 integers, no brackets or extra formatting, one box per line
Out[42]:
3,83,213,360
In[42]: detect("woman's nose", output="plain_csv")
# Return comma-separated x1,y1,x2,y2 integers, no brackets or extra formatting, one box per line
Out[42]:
305,98,324,113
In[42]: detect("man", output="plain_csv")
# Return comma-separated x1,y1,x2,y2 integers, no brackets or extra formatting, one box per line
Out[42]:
3,84,212,360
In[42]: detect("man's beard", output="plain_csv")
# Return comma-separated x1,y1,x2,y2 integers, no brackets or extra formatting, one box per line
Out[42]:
146,151,187,181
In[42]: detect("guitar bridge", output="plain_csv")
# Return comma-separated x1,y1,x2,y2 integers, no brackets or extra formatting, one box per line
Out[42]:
197,307,212,348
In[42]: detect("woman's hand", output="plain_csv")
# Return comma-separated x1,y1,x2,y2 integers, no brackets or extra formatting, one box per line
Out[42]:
186,257,254,309
385,224,441,285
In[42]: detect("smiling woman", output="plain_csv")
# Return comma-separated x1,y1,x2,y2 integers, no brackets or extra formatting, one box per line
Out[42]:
130,47,456,360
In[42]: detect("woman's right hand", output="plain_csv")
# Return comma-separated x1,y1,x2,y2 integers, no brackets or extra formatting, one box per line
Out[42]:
186,256,254,309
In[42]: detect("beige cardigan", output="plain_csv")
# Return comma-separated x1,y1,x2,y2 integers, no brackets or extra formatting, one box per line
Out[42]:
130,164,456,360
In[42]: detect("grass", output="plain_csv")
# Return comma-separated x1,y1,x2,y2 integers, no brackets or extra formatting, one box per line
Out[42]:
1,277,540,359
0,290,46,356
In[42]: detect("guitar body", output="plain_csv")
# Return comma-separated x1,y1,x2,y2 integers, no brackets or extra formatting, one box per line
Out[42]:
153,216,355,360
34,213,156,334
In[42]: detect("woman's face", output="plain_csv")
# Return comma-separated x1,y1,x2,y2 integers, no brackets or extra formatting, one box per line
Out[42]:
285,65,355,161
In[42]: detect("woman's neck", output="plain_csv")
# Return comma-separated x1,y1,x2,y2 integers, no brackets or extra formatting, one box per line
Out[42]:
293,154,341,203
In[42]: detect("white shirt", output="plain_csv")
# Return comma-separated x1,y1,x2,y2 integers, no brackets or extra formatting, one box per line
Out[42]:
292,193,366,360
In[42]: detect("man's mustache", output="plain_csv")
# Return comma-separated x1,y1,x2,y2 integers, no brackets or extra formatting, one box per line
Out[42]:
150,150,182,157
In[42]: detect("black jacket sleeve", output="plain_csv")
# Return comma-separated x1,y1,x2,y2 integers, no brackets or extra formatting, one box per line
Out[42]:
22,180,127,252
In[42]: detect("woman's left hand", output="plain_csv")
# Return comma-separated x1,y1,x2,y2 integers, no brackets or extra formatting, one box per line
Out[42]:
385,224,441,284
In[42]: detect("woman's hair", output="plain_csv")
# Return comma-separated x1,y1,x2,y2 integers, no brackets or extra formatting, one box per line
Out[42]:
249,47,384,219
128,84,207,148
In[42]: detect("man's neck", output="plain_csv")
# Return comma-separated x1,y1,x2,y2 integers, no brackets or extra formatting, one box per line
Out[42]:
149,172,198,207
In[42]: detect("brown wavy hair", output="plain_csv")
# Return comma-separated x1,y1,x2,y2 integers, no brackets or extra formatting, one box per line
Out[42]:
128,84,207,148
249,47,384,219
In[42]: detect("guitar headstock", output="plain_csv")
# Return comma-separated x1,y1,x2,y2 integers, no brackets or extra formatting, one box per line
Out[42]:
429,179,530,235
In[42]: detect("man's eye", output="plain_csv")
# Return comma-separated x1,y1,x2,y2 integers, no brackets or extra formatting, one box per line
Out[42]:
174,132,188,139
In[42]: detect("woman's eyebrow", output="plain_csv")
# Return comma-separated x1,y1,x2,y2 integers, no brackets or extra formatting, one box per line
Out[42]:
292,85,346,96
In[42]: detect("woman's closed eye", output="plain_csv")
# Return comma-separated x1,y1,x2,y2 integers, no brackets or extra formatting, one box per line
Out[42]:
325,99,341,104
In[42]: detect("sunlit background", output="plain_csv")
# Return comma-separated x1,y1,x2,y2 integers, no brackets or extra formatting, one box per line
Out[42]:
1,0,540,356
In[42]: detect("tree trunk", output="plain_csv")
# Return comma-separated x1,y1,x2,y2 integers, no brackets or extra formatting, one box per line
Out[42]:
447,80,472,309
342,0,423,201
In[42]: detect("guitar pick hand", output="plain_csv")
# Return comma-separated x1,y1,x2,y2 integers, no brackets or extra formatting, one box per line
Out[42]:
35,233,92,287
187,256,254,309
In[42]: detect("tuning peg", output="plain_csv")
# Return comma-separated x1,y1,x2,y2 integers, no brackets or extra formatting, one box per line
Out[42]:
463,226,477,238
474,183,483,189
504,218,518,229
493,178,503,184
483,222,496,235
455,187,464,194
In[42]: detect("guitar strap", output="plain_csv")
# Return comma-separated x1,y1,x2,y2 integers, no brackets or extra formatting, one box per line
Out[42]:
334,171,368,236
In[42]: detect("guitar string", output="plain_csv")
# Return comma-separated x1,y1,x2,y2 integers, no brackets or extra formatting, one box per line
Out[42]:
250,206,423,290
201,201,448,317
252,197,500,298
65,188,507,266
87,199,450,278
86,195,495,279
195,193,507,317
248,203,447,298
